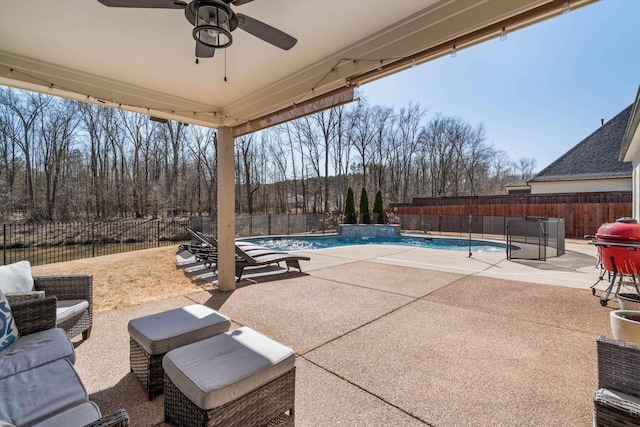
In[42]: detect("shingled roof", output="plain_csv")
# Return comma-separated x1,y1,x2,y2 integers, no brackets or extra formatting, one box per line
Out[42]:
528,104,633,183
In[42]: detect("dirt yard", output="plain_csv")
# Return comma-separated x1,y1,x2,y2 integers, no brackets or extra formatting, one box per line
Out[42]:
30,246,202,312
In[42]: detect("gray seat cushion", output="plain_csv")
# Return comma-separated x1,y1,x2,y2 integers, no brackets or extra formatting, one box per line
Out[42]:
56,299,89,324
163,326,295,410
0,358,88,426
128,304,230,355
0,328,75,380
31,401,101,427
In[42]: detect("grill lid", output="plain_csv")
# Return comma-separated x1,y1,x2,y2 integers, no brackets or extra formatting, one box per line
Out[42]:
596,218,640,241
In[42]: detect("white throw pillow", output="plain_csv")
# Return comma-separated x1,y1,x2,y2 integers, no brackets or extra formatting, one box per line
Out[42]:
0,261,34,293
0,292,20,352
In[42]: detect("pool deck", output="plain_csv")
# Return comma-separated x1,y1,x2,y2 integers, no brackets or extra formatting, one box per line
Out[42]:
72,240,618,426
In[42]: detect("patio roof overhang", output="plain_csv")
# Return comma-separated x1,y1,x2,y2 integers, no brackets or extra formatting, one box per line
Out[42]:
0,0,600,291
0,0,597,134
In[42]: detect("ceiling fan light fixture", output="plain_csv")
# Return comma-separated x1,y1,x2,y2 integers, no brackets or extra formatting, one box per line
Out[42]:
192,1,233,48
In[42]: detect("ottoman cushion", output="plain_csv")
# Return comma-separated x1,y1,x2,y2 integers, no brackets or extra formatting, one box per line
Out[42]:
128,304,230,355
0,358,88,426
163,327,295,410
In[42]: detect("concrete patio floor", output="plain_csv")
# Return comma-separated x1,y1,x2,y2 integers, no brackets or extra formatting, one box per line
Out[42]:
72,241,617,426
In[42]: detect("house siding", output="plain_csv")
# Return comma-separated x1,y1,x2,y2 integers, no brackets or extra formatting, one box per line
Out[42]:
530,178,631,194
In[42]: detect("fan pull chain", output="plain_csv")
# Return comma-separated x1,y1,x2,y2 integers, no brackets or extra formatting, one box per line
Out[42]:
224,49,228,82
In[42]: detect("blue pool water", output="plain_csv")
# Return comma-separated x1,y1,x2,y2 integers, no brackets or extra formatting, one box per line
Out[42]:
242,235,507,253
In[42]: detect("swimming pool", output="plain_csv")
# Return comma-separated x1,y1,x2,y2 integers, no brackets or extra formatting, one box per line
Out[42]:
242,235,507,253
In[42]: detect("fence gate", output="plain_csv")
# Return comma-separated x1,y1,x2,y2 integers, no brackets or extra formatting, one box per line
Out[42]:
506,217,565,260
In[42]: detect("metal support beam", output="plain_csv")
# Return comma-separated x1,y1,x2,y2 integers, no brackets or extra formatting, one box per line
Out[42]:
217,126,235,291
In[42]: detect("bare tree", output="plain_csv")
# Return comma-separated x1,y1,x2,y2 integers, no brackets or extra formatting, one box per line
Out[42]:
311,109,340,213
0,88,50,217
369,105,394,193
329,104,353,211
296,116,323,212
39,98,80,219
161,121,187,217
184,125,217,214
264,128,290,212
0,86,529,221
350,101,376,188
79,104,102,217
396,102,425,201
421,114,459,197
235,134,261,214
513,157,538,180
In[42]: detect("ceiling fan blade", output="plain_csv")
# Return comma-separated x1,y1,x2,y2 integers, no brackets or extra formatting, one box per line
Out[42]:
97,0,186,8
237,13,297,50
196,42,216,58
220,0,254,5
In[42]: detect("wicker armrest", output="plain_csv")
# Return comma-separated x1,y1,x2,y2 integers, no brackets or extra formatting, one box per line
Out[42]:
596,336,640,399
594,388,640,414
10,296,58,335
33,275,93,302
84,409,130,427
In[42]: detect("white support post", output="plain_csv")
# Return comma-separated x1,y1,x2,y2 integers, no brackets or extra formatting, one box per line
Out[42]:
217,126,236,291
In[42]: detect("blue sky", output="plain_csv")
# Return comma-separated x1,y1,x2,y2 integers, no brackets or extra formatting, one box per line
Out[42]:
360,0,640,171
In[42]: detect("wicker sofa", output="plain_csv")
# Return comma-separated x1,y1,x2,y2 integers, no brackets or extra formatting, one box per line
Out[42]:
0,296,128,427
594,336,640,426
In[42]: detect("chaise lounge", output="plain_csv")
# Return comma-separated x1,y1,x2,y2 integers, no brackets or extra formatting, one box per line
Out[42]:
232,244,310,281
185,229,310,280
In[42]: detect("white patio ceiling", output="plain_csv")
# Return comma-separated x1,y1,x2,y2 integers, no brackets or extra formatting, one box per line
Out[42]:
0,0,597,134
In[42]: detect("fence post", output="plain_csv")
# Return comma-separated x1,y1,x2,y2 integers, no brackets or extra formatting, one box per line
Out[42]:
3,223,5,266
287,214,290,236
157,220,161,248
503,216,507,239
468,214,472,257
506,220,510,259
92,222,95,258
268,214,272,236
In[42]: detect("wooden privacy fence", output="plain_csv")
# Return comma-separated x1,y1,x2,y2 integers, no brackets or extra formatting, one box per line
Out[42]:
391,192,632,239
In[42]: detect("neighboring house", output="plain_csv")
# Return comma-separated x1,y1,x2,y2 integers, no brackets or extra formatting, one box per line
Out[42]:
527,105,633,194
619,86,640,218
503,180,531,194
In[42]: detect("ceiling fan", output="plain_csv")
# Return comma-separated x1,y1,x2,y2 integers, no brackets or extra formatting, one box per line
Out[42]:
97,0,297,59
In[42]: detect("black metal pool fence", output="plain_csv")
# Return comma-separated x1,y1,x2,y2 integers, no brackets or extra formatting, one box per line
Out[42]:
506,217,565,261
190,213,336,239
1,213,565,266
395,213,565,260
1,219,191,267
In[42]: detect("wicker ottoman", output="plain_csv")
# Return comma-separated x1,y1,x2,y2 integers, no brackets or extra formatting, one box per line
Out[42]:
128,304,231,400
163,327,296,427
